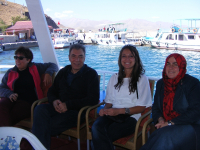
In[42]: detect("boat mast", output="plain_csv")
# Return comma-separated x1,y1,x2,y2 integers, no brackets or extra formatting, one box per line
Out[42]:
25,0,59,67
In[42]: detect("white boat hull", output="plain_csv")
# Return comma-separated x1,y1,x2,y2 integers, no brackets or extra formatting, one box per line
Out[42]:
54,43,71,49
151,40,200,51
53,38,77,49
92,39,140,46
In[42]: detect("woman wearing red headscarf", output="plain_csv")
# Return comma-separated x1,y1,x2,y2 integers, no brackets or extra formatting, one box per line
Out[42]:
140,53,200,150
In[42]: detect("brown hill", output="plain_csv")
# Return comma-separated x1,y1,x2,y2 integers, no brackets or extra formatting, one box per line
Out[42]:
0,1,28,25
0,1,59,29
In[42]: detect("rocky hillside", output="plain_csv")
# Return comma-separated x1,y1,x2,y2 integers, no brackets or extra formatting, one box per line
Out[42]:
0,1,173,33
0,1,28,25
0,1,58,28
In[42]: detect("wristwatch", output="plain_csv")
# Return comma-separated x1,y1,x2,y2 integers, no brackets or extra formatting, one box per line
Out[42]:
125,108,130,114
168,120,172,126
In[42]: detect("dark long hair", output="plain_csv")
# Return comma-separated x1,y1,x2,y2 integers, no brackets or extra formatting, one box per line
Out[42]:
114,45,145,94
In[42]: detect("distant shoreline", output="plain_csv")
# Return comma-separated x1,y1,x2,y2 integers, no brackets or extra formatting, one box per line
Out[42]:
2,41,38,51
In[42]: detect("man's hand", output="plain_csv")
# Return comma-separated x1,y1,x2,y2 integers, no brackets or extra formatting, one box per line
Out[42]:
53,100,67,113
58,102,67,113
43,73,52,86
9,93,18,102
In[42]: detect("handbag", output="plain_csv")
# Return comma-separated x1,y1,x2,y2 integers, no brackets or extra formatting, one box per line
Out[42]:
106,114,130,123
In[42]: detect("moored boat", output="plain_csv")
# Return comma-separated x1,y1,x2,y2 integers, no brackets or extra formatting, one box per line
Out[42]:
53,33,77,49
91,23,141,46
150,19,200,51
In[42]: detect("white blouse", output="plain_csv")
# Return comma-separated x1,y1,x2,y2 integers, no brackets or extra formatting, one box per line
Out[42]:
105,73,152,120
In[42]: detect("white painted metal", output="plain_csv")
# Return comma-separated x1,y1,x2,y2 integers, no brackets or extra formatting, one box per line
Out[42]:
25,0,59,67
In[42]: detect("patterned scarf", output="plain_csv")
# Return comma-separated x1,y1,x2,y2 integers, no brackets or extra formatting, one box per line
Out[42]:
162,53,186,121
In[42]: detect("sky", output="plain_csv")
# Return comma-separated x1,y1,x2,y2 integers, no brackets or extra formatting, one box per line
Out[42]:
9,0,200,25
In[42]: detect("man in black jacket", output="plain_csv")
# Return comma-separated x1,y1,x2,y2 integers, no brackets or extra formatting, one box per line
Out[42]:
32,44,99,149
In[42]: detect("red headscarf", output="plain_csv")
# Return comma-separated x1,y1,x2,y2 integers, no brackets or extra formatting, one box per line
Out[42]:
162,53,187,121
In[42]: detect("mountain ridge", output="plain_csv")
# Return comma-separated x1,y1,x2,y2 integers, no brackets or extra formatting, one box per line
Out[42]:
0,1,173,33
54,17,173,32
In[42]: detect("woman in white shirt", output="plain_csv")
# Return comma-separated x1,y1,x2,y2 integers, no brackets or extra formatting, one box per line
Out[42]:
91,45,152,150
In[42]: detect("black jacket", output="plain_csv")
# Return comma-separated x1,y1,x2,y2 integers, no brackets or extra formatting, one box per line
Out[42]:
47,64,99,111
152,74,200,125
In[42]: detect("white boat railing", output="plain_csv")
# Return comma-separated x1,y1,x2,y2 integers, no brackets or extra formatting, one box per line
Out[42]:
96,70,158,91
96,70,116,91
0,65,159,91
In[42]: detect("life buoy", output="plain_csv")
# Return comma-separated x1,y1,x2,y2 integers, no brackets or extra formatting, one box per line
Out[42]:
178,29,183,33
193,28,198,34
171,28,175,33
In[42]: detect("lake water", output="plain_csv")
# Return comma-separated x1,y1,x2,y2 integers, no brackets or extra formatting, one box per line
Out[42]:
0,45,200,91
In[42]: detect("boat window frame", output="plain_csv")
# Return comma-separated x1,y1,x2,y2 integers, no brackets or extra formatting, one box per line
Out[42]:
166,34,174,40
178,34,184,41
188,35,195,40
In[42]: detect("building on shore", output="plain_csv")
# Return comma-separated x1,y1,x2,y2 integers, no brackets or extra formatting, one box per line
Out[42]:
5,21,53,41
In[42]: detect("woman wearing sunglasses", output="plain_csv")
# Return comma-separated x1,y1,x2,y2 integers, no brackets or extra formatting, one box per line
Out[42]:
0,46,58,126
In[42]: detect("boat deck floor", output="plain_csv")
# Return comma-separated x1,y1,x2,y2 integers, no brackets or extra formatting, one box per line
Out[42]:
20,134,126,150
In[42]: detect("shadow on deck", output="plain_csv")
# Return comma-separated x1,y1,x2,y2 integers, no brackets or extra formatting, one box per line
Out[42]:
20,135,126,150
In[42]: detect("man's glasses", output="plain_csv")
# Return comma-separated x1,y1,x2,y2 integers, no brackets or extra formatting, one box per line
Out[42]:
14,56,26,60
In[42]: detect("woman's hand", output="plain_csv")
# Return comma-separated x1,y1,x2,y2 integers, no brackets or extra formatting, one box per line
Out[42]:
99,109,105,116
43,73,52,86
155,121,168,129
9,93,18,102
99,108,119,116
104,108,119,116
99,103,113,116
155,117,167,129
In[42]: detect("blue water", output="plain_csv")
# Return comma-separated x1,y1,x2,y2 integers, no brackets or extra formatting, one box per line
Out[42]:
1,45,200,91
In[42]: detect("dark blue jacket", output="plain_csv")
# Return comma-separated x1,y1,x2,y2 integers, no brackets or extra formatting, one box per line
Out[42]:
152,74,200,125
47,64,99,111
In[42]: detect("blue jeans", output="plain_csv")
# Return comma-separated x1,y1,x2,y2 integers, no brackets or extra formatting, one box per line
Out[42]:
91,115,137,150
140,124,198,150
32,104,85,150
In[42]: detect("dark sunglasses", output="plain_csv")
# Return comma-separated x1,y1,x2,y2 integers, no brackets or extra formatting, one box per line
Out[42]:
14,56,26,60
